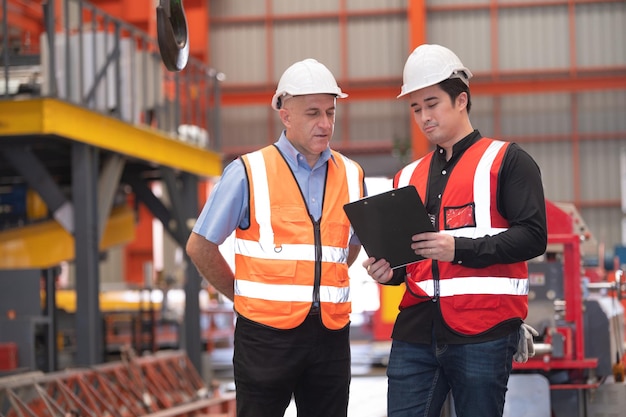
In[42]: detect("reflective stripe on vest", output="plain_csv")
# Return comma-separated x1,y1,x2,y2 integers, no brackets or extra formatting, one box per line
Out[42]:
412,276,529,297
235,280,350,303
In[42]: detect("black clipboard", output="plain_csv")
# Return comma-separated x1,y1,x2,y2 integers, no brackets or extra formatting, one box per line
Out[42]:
343,185,434,269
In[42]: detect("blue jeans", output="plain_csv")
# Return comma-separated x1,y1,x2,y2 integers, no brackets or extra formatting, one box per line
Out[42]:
386,331,518,417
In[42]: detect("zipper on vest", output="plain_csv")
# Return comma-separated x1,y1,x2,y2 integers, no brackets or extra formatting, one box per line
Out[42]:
432,261,440,302
311,218,322,312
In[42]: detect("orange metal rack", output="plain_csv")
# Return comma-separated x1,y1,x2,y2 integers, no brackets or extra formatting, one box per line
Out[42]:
0,349,235,417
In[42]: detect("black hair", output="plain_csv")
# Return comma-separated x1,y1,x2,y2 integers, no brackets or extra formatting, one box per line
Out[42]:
438,78,472,114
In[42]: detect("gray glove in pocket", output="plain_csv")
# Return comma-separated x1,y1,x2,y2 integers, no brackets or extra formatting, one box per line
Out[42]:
513,323,539,363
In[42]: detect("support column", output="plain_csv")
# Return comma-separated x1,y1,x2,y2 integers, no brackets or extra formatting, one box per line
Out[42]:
407,0,429,160
181,172,202,373
72,142,103,366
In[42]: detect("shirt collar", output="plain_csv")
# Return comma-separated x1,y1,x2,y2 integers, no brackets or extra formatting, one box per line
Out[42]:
276,131,336,171
435,129,481,161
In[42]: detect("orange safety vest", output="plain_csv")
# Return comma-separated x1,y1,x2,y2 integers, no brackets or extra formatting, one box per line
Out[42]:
235,145,364,330
395,138,528,335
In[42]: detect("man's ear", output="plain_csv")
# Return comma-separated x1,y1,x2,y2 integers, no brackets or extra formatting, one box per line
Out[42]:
279,108,290,127
456,92,468,111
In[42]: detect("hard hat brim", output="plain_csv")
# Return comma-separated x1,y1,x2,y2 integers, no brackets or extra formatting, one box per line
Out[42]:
271,91,348,111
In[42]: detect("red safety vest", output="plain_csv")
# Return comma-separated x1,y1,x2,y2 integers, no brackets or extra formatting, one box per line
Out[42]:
395,138,528,335
235,146,364,330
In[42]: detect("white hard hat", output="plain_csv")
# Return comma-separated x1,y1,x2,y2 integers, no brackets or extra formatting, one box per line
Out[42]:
271,58,347,110
397,44,473,98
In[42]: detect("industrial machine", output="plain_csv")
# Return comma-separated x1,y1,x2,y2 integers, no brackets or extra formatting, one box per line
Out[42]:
510,200,626,417
371,200,626,417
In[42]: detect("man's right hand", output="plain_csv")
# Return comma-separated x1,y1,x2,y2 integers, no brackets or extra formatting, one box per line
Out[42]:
362,257,394,284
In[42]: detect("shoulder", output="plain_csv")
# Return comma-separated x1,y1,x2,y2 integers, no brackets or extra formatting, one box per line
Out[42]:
498,142,543,185
502,143,540,168
331,149,363,169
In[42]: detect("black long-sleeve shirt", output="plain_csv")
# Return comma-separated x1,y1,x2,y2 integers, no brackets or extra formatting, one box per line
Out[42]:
387,130,547,344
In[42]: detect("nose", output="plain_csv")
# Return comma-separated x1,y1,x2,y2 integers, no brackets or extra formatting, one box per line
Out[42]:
318,114,333,129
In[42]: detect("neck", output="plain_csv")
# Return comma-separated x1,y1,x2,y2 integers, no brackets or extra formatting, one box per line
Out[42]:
442,126,474,161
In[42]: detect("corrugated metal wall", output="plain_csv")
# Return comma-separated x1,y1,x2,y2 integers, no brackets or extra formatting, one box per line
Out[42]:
209,0,626,253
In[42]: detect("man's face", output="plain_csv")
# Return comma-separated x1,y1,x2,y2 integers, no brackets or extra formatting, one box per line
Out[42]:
408,84,467,148
280,94,337,165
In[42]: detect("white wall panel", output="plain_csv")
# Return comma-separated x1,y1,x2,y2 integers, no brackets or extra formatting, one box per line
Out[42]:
348,100,409,145
579,140,622,202
272,0,339,14
497,0,556,4
582,207,623,253
520,141,574,203
222,105,270,149
500,93,572,137
273,21,342,81
576,2,626,67
469,96,495,138
498,6,569,71
347,0,406,10
578,91,626,133
428,11,492,74
347,17,407,79
428,0,489,6
211,24,267,84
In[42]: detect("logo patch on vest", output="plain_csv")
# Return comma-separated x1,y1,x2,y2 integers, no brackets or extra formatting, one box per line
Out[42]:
444,203,476,230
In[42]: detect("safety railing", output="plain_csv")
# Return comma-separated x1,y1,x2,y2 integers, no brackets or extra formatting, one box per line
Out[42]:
0,0,222,151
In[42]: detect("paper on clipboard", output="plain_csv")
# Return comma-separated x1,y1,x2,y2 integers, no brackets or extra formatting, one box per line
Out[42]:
343,185,434,269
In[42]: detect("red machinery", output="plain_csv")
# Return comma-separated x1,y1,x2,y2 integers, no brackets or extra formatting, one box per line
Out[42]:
512,200,626,416
514,201,601,384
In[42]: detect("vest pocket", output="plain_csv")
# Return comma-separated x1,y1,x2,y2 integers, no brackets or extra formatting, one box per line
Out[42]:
327,221,350,246
325,300,351,315
444,203,476,230
249,260,297,283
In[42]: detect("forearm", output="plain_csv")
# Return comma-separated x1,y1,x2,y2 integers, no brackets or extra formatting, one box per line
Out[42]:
454,225,546,268
186,233,236,301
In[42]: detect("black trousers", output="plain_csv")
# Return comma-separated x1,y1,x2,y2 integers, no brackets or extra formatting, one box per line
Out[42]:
233,314,351,417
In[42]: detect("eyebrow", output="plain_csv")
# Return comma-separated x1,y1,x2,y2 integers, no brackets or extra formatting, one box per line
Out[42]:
410,96,438,107
305,106,336,112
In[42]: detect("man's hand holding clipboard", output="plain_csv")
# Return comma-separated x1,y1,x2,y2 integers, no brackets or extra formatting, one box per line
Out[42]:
344,185,459,285
343,185,435,269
